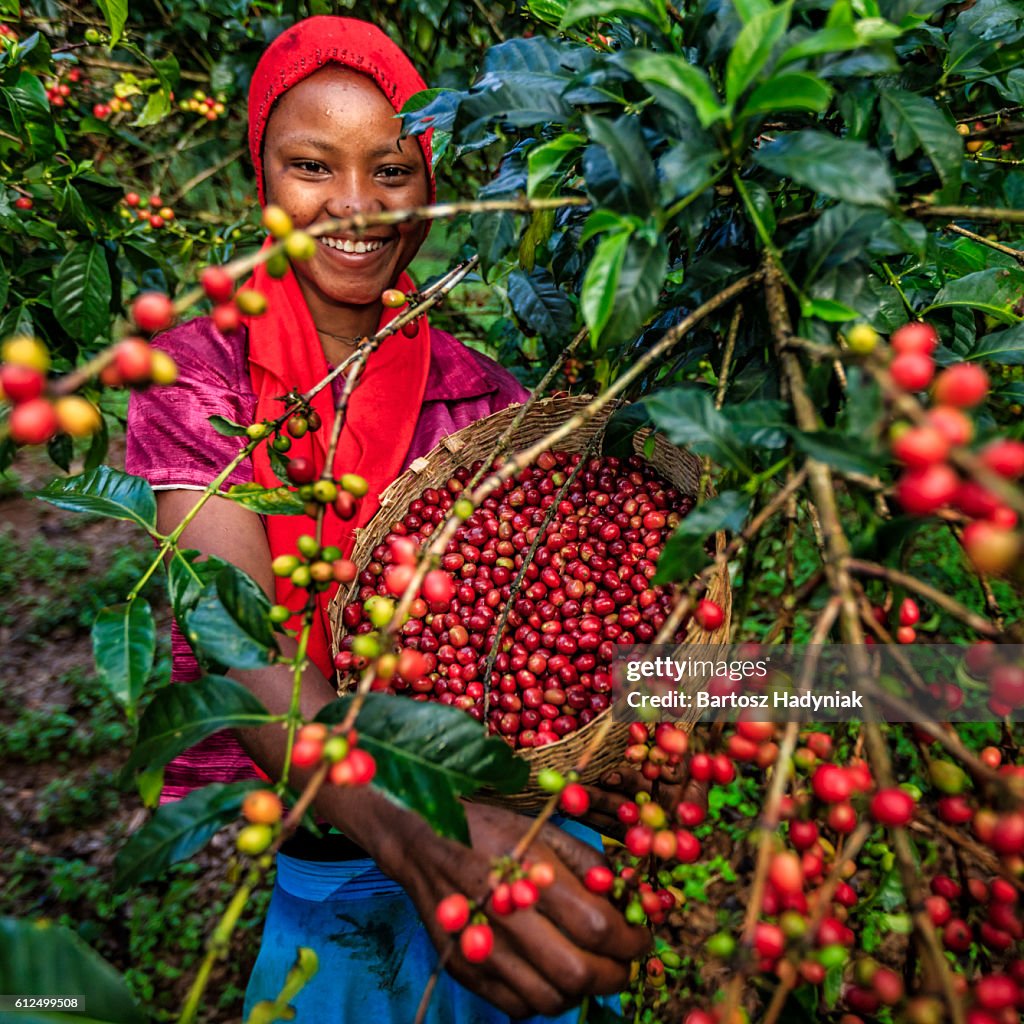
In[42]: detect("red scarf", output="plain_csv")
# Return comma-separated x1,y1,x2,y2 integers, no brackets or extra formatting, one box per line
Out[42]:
244,16,436,678
247,257,429,677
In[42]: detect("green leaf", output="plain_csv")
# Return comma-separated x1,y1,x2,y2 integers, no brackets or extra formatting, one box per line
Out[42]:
878,88,961,193
776,20,902,68
184,565,279,669
134,88,171,128
318,694,529,843
0,258,10,311
581,229,631,346
655,492,751,584
527,133,584,195
971,322,1024,364
125,675,274,775
167,551,232,632
471,210,518,280
209,414,250,437
754,130,895,207
559,0,669,33
721,400,791,448
507,269,576,339
923,268,1024,323
527,0,568,26
644,387,751,474
599,233,668,351
37,466,157,531
95,0,127,44
0,918,146,1024
227,483,306,515
92,601,156,716
726,2,792,106
51,243,112,342
115,781,261,888
618,51,724,128
583,114,658,216
739,72,833,119
801,297,860,322
789,427,885,475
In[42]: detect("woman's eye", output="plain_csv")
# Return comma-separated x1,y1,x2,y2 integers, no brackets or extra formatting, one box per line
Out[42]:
378,165,411,179
294,160,326,173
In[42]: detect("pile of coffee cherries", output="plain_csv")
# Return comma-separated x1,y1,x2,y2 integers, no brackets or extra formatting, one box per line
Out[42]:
336,450,703,749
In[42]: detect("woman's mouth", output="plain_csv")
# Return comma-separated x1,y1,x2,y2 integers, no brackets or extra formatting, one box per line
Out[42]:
319,236,386,254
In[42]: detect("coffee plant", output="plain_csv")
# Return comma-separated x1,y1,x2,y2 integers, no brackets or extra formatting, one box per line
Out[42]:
2,1,1024,1022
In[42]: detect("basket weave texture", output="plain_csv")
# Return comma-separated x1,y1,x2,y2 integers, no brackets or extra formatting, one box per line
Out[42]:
328,396,732,809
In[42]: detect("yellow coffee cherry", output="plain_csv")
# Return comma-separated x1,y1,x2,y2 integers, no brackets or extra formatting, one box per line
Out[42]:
845,323,879,355
2,335,50,372
262,205,293,239
54,396,101,437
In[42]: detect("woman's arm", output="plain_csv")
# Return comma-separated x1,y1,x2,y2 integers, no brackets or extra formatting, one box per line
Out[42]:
157,490,648,1017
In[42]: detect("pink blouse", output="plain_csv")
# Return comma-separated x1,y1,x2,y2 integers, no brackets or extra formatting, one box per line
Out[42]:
126,316,528,800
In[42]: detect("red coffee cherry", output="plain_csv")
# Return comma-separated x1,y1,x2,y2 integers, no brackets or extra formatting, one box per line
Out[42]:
694,598,724,631
932,363,989,408
584,865,614,893
889,352,935,391
459,923,494,963
890,321,938,355
423,569,455,606
286,457,317,486
242,789,283,825
435,893,470,933
131,291,174,333
559,783,590,816
201,266,235,304
869,787,916,827
9,398,58,445
0,364,45,404
893,464,958,515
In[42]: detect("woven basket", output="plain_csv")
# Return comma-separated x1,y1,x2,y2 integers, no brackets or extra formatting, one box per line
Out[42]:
328,396,732,809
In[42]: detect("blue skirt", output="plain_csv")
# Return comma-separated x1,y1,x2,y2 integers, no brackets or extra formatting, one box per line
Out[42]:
243,821,616,1023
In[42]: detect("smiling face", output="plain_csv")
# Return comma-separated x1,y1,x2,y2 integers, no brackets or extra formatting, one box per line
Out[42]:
261,66,430,338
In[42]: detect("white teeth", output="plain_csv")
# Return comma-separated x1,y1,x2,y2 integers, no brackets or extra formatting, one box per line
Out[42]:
320,237,384,253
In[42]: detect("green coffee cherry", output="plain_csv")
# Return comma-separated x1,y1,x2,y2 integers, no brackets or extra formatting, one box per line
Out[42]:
341,473,369,497
296,534,319,558
351,633,381,660
536,768,566,793
312,480,338,504
272,554,300,577
269,604,291,624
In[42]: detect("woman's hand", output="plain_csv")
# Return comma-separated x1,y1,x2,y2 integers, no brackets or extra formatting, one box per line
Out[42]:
374,800,650,1018
581,762,708,840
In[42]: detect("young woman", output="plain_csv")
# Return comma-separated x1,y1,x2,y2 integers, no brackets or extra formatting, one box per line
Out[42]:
126,16,647,1022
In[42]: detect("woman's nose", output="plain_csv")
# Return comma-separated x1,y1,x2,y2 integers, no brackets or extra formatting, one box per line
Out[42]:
325,173,384,216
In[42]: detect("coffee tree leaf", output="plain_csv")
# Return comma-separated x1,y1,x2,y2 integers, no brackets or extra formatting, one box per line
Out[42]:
125,675,274,775
618,51,724,128
51,243,112,342
507,268,575,340
0,918,146,1024
184,565,279,669
599,233,667,351
739,72,833,120
167,550,232,630
970,322,1024,364
581,228,630,346
318,694,530,843
95,0,128,46
91,600,156,717
754,130,895,207
527,132,585,195
726,2,792,107
776,20,901,69
788,427,885,476
46,431,73,472
878,88,961,193
38,466,158,531
227,483,306,515
583,114,659,216
559,0,669,33
655,491,751,584
644,387,751,474
208,414,250,437
923,267,1024,323
114,781,262,888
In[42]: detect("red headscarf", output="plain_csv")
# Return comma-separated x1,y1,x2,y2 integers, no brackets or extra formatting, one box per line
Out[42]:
244,17,434,678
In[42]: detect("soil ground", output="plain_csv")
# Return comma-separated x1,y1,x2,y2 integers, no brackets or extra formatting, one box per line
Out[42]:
0,439,266,1022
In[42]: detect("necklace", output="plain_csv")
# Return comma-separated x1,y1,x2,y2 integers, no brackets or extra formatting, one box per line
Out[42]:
315,326,364,346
